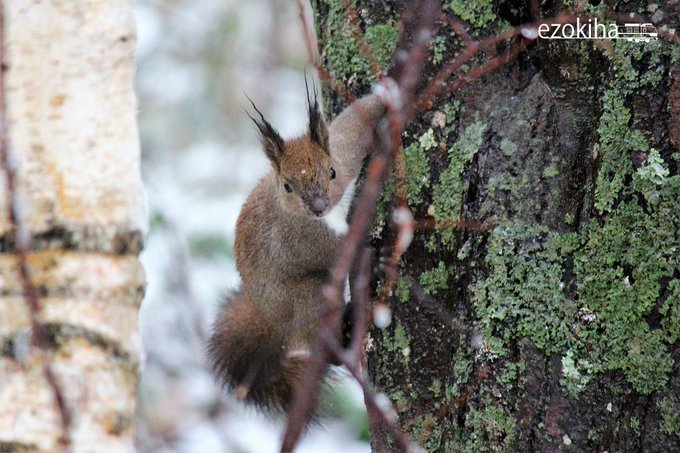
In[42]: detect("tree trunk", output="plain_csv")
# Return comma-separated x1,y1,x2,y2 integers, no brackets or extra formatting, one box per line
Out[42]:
314,0,679,451
0,1,144,452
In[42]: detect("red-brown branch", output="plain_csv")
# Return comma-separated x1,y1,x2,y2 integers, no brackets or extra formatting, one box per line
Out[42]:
296,0,356,105
281,3,438,451
281,112,395,453
321,332,414,452
340,0,384,80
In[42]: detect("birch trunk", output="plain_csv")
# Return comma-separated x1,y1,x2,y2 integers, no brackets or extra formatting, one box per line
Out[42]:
0,1,145,452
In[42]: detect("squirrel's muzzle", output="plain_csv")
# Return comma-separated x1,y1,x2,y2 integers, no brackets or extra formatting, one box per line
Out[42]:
311,196,329,217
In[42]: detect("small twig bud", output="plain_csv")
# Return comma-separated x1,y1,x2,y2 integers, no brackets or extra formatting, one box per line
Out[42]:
521,26,539,40
373,304,392,329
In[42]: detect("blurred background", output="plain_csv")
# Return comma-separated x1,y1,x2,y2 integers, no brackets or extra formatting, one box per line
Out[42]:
134,1,370,451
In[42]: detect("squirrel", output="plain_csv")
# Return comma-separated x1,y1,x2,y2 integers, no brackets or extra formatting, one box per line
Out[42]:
207,85,385,414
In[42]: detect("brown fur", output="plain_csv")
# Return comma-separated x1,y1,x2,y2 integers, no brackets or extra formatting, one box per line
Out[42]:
207,92,385,413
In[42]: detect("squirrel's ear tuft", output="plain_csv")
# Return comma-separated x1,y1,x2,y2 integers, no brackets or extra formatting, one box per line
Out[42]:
305,77,329,154
245,96,285,171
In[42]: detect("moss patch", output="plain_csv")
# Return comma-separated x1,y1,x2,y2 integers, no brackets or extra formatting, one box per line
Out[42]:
419,261,451,295
447,0,496,30
320,0,398,84
433,121,487,248
472,221,578,355
404,139,432,207
573,171,679,394
474,167,679,395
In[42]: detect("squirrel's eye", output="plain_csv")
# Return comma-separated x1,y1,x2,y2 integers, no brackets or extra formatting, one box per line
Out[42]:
284,182,293,193
330,167,336,180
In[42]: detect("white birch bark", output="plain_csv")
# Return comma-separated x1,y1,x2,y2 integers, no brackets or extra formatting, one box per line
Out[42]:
0,1,145,452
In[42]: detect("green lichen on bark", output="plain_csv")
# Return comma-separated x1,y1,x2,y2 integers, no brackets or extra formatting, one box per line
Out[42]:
594,39,668,212
458,405,516,452
404,138,432,207
384,322,411,360
394,275,411,303
472,221,578,355
593,89,646,213
315,0,679,450
573,170,679,394
446,0,496,30
658,395,680,436
419,261,451,295
433,121,487,248
474,128,679,397
318,0,398,84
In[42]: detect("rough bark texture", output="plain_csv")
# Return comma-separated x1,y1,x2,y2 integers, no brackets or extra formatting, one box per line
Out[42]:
0,1,144,452
314,0,679,451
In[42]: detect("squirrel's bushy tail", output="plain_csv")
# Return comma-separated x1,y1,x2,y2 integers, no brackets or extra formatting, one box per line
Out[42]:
207,289,306,413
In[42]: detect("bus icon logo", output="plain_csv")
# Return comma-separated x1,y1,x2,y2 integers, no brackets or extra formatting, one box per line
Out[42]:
617,23,658,42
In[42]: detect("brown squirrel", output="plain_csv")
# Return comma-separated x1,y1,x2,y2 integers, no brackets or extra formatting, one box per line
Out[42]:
207,87,385,413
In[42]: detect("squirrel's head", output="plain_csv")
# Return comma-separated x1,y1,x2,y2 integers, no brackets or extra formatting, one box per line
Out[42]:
247,88,340,218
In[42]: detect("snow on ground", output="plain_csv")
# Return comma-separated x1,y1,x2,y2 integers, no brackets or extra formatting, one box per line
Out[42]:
134,1,371,452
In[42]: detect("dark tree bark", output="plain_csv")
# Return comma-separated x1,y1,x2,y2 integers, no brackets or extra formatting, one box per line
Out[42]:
314,0,679,451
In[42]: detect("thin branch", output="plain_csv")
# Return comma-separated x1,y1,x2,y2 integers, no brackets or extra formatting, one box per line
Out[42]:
348,249,391,451
0,2,71,449
375,207,414,310
281,2,439,451
529,0,540,22
443,15,473,44
414,13,601,113
348,248,372,362
415,217,497,232
340,0,383,80
414,26,521,112
296,0,356,105
322,332,415,453
446,37,532,95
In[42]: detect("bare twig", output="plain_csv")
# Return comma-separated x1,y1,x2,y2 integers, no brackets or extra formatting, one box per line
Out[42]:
321,331,414,452
281,2,439,452
415,217,497,232
414,13,600,113
348,248,372,362
365,399,390,453
414,25,521,112
529,0,540,22
0,3,71,449
296,0,356,105
446,37,532,95
348,249,392,452
443,15,473,44
340,0,384,80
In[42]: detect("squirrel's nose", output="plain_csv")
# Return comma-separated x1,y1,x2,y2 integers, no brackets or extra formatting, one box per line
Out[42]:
311,196,328,216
